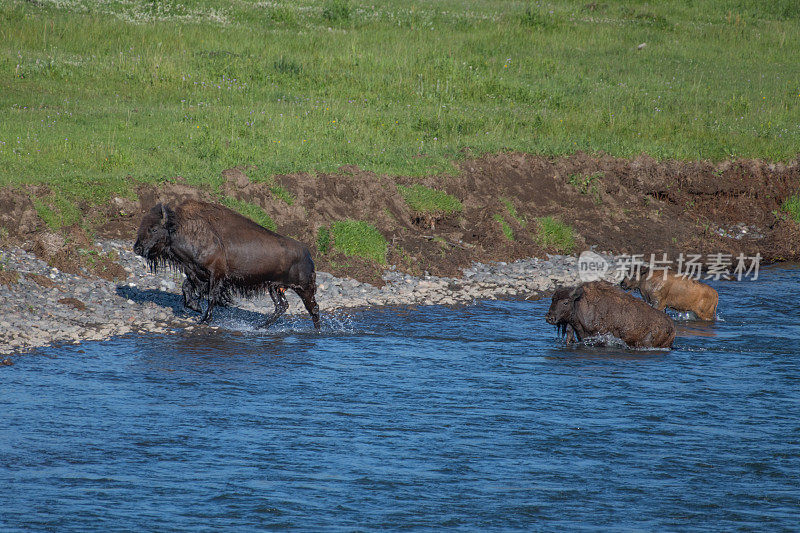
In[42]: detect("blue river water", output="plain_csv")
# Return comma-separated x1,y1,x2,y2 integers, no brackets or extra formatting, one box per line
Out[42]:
2,266,799,531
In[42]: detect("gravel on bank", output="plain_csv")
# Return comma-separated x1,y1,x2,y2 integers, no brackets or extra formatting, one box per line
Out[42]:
0,240,619,356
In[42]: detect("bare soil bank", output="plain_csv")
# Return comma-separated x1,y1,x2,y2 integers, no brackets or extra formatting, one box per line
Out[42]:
2,153,798,285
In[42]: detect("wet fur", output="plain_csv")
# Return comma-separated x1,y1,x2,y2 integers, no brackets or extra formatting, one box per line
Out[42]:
134,200,320,328
546,281,676,349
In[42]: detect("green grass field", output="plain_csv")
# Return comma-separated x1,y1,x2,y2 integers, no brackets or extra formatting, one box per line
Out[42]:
1,0,799,211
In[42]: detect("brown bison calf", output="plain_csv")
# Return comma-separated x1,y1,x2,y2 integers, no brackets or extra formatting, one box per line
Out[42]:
134,199,320,329
545,281,676,349
621,268,718,321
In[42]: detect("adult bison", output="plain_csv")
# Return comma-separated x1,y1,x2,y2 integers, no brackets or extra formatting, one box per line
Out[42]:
134,199,320,329
620,267,718,321
545,281,675,349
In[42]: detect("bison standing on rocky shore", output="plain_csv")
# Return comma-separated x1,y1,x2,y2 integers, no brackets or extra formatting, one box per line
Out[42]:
620,268,718,321
134,199,320,329
546,281,676,349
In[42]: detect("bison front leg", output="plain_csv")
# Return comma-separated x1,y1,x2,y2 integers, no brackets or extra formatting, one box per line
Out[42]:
199,277,223,324
295,286,320,330
261,285,289,328
565,324,576,344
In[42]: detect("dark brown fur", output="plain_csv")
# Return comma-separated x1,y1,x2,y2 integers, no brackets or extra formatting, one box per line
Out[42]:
621,268,718,321
545,281,676,349
134,199,320,328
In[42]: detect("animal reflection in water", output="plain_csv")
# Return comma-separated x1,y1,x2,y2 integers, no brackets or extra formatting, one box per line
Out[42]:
134,199,320,329
676,323,718,338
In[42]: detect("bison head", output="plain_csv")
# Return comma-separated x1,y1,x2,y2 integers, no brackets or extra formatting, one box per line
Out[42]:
545,285,584,326
621,265,654,291
134,203,174,260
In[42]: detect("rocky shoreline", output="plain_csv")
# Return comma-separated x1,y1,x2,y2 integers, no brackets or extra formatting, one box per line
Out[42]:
0,240,620,357
2,153,798,360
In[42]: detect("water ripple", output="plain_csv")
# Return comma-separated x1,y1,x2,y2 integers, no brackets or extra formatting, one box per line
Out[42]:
1,267,799,530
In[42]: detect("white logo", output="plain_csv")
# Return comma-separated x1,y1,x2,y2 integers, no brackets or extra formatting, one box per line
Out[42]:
578,251,610,282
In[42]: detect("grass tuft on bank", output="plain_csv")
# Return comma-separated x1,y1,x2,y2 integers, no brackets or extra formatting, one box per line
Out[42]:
222,197,277,232
494,214,514,241
501,198,525,227
783,195,800,223
398,185,462,214
331,220,387,264
33,196,82,230
536,216,575,254
317,226,332,255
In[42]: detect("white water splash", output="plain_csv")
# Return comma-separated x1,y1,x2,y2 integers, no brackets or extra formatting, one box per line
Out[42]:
211,311,357,336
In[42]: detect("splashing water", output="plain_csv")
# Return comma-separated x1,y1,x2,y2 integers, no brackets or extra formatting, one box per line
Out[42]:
212,307,358,336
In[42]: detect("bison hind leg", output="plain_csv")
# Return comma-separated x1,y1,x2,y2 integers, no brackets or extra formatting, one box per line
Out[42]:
295,285,320,330
181,278,203,313
696,301,717,321
261,284,289,328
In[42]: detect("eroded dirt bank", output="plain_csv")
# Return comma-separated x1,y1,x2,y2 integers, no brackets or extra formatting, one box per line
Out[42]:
1,152,798,356
1,152,799,285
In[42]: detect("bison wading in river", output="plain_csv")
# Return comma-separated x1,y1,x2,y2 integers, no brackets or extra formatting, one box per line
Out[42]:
620,267,718,321
134,199,320,329
546,281,676,349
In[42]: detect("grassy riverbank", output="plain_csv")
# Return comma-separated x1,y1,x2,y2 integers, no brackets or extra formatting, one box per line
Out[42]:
2,0,799,225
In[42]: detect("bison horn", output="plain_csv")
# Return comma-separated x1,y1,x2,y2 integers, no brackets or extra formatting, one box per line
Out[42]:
160,203,168,225
570,285,585,302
